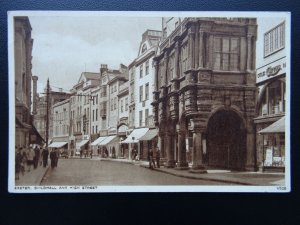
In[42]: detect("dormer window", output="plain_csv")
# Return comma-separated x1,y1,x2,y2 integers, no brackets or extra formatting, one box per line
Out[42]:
142,43,147,53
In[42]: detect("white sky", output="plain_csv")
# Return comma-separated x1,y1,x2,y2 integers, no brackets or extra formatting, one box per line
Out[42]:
29,15,162,93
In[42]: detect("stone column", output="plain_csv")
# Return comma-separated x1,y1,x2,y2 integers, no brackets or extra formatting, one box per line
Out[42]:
174,40,180,79
176,129,189,169
189,118,207,173
245,123,256,171
198,30,204,68
188,25,196,70
163,51,169,86
165,131,175,168
158,130,165,158
246,34,253,72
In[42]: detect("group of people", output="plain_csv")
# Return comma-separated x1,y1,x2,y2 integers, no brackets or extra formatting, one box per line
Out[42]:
15,145,61,180
15,145,50,180
148,146,161,169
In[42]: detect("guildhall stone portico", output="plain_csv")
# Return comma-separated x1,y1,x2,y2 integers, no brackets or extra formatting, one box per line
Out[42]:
152,18,257,171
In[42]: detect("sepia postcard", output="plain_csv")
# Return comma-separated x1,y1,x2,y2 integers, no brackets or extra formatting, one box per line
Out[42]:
8,11,291,193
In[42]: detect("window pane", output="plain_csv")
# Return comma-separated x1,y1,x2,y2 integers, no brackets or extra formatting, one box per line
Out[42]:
222,38,230,52
214,37,221,52
230,53,239,71
214,53,221,70
222,53,229,71
231,38,239,53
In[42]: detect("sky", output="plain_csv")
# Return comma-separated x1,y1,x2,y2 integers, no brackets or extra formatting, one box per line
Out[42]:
29,15,162,93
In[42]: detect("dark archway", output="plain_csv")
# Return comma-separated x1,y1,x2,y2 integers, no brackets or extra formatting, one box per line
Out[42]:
206,110,246,170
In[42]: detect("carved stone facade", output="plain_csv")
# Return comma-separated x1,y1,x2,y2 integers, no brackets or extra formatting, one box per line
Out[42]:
153,18,257,171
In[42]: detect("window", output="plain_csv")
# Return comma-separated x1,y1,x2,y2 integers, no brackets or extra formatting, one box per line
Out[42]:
213,37,240,71
125,97,128,111
111,87,113,94
130,84,134,103
139,85,143,102
114,97,117,110
145,83,149,100
96,109,98,121
168,54,175,81
95,125,98,134
92,110,94,122
111,99,113,111
181,42,188,74
140,65,143,78
142,43,147,53
121,100,124,113
145,109,149,126
114,85,117,92
259,80,285,116
139,110,143,127
146,60,149,75
264,22,285,57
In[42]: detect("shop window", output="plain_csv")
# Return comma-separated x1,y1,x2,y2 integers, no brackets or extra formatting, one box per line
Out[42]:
258,80,285,116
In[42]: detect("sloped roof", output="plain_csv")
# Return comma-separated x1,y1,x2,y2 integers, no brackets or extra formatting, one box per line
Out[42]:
77,72,100,84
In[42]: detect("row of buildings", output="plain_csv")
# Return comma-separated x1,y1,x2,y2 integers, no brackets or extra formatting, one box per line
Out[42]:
15,16,287,172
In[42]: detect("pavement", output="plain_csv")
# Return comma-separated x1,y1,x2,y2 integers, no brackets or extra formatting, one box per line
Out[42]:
15,156,285,186
15,162,49,186
97,157,285,186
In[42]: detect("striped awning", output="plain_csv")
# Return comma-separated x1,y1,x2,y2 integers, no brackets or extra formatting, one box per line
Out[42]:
138,129,158,141
48,142,68,148
259,117,285,134
121,128,149,143
98,136,117,146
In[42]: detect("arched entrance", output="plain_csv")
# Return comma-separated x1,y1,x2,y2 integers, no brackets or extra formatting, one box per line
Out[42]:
206,109,246,170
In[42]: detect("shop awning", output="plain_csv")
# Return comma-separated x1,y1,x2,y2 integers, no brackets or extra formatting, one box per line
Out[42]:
121,128,149,143
139,128,158,141
259,117,285,134
91,136,107,146
76,139,89,149
48,142,68,148
98,136,118,146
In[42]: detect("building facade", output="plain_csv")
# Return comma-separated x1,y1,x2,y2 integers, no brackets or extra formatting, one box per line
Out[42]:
152,18,257,171
51,99,70,152
254,18,287,171
14,16,42,148
69,72,100,155
34,87,71,142
125,30,161,160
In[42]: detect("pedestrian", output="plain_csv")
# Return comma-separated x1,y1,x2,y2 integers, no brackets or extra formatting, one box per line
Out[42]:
80,149,83,158
26,146,35,172
90,149,93,159
21,147,27,174
54,148,59,167
148,148,155,169
42,148,49,167
15,147,22,180
155,146,161,168
50,149,56,169
33,146,40,169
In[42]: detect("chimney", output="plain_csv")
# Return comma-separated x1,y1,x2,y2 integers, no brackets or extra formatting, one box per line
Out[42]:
32,75,38,115
100,64,108,76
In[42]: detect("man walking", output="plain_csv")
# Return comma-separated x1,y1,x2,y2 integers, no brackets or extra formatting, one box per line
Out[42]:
42,148,49,167
26,146,35,172
148,148,156,169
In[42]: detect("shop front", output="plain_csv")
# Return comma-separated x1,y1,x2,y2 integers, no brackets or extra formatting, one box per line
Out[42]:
258,117,285,172
121,128,149,160
138,128,158,161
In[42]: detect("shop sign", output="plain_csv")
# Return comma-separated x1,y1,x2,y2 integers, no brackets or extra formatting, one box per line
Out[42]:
257,57,286,83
